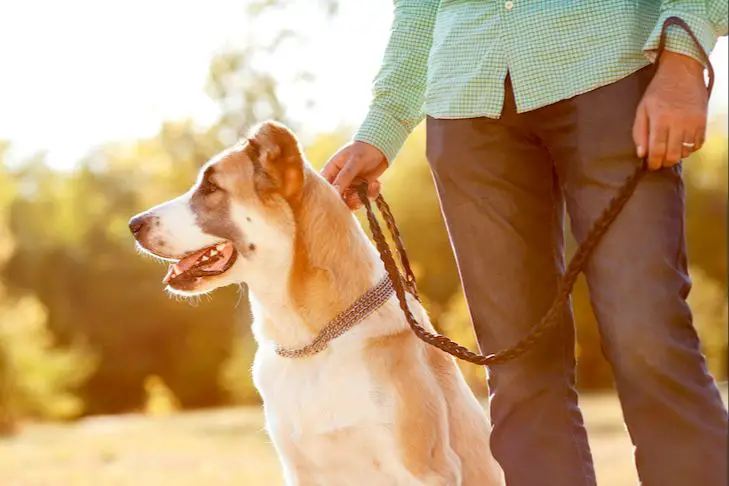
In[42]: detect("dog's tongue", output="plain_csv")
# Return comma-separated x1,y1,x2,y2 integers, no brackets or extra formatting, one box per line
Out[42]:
162,243,236,284
162,247,210,284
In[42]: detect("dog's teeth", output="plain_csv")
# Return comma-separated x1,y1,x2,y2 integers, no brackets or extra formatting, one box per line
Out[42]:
210,250,218,256
216,244,225,251
201,255,209,262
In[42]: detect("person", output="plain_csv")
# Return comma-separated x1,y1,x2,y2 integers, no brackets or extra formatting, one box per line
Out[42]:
321,2,729,486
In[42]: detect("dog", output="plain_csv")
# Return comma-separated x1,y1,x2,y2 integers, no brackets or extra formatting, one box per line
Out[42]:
129,121,504,486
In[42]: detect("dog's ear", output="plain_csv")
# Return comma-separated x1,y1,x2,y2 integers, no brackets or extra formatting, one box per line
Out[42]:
247,121,304,202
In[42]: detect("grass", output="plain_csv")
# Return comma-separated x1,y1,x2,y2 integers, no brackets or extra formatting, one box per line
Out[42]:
1,386,726,486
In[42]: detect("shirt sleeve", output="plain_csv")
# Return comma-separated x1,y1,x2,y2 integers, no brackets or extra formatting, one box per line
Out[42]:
643,0,729,65
353,1,438,164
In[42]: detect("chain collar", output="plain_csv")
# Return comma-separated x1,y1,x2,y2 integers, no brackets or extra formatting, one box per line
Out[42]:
275,275,394,359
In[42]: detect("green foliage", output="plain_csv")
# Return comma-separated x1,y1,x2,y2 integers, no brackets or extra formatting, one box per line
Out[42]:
2,151,248,414
687,265,728,379
0,146,96,425
220,325,261,405
0,295,96,421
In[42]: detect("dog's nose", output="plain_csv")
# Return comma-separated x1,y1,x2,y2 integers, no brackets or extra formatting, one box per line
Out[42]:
128,215,148,238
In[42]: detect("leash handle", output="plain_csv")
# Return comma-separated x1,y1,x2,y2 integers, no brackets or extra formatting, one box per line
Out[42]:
357,16,715,366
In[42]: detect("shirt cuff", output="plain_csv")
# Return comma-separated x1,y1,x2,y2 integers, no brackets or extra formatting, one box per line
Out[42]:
353,107,413,165
643,10,718,65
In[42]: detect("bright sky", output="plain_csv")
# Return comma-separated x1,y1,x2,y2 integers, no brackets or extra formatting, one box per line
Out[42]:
0,1,727,170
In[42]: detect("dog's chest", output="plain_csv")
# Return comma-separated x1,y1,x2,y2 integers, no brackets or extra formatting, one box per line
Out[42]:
253,345,393,436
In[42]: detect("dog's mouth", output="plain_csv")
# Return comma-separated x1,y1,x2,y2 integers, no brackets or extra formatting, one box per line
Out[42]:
163,241,238,288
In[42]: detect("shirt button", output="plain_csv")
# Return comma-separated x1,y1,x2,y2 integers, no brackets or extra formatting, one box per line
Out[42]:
505,1,514,9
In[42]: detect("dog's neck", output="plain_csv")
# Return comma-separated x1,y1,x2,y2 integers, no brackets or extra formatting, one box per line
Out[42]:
247,173,383,350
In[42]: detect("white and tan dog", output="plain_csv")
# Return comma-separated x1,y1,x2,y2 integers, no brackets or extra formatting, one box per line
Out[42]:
129,121,504,486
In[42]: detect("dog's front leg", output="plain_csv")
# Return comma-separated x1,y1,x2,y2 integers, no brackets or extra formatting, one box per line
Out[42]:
268,430,317,486
281,467,317,486
279,457,318,486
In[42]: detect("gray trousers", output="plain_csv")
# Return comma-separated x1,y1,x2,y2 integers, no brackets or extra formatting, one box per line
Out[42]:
425,66,728,486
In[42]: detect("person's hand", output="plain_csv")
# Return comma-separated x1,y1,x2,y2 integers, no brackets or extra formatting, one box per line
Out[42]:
321,141,389,210
633,51,708,171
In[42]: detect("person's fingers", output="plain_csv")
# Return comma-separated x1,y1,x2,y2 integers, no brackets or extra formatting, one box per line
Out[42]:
321,152,346,184
647,114,669,171
694,123,706,152
331,157,362,195
633,103,649,160
342,179,380,209
680,129,695,160
339,180,381,211
322,142,387,202
665,124,686,166
367,180,381,199
344,191,363,210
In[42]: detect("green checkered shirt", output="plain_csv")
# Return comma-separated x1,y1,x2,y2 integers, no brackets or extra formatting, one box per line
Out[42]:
354,0,728,163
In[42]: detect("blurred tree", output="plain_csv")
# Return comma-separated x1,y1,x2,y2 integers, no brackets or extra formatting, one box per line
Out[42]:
0,346,15,435
0,144,17,433
0,145,95,427
683,123,727,287
206,0,339,144
0,295,96,421
207,46,291,144
248,0,339,16
2,141,249,414
143,374,181,416
688,265,728,379
219,322,261,405
0,0,311,414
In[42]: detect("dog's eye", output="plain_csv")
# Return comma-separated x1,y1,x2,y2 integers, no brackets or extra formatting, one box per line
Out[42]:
200,178,220,195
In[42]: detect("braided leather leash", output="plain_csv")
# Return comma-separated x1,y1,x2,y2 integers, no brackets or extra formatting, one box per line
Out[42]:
356,17,715,366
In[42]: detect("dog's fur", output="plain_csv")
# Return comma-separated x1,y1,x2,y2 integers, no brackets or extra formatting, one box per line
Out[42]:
130,121,504,486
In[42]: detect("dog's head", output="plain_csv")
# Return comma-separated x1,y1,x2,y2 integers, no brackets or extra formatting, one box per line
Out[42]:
128,121,310,296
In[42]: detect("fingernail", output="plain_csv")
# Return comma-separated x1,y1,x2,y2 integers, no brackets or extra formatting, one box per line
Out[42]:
636,146,645,158
333,184,341,194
